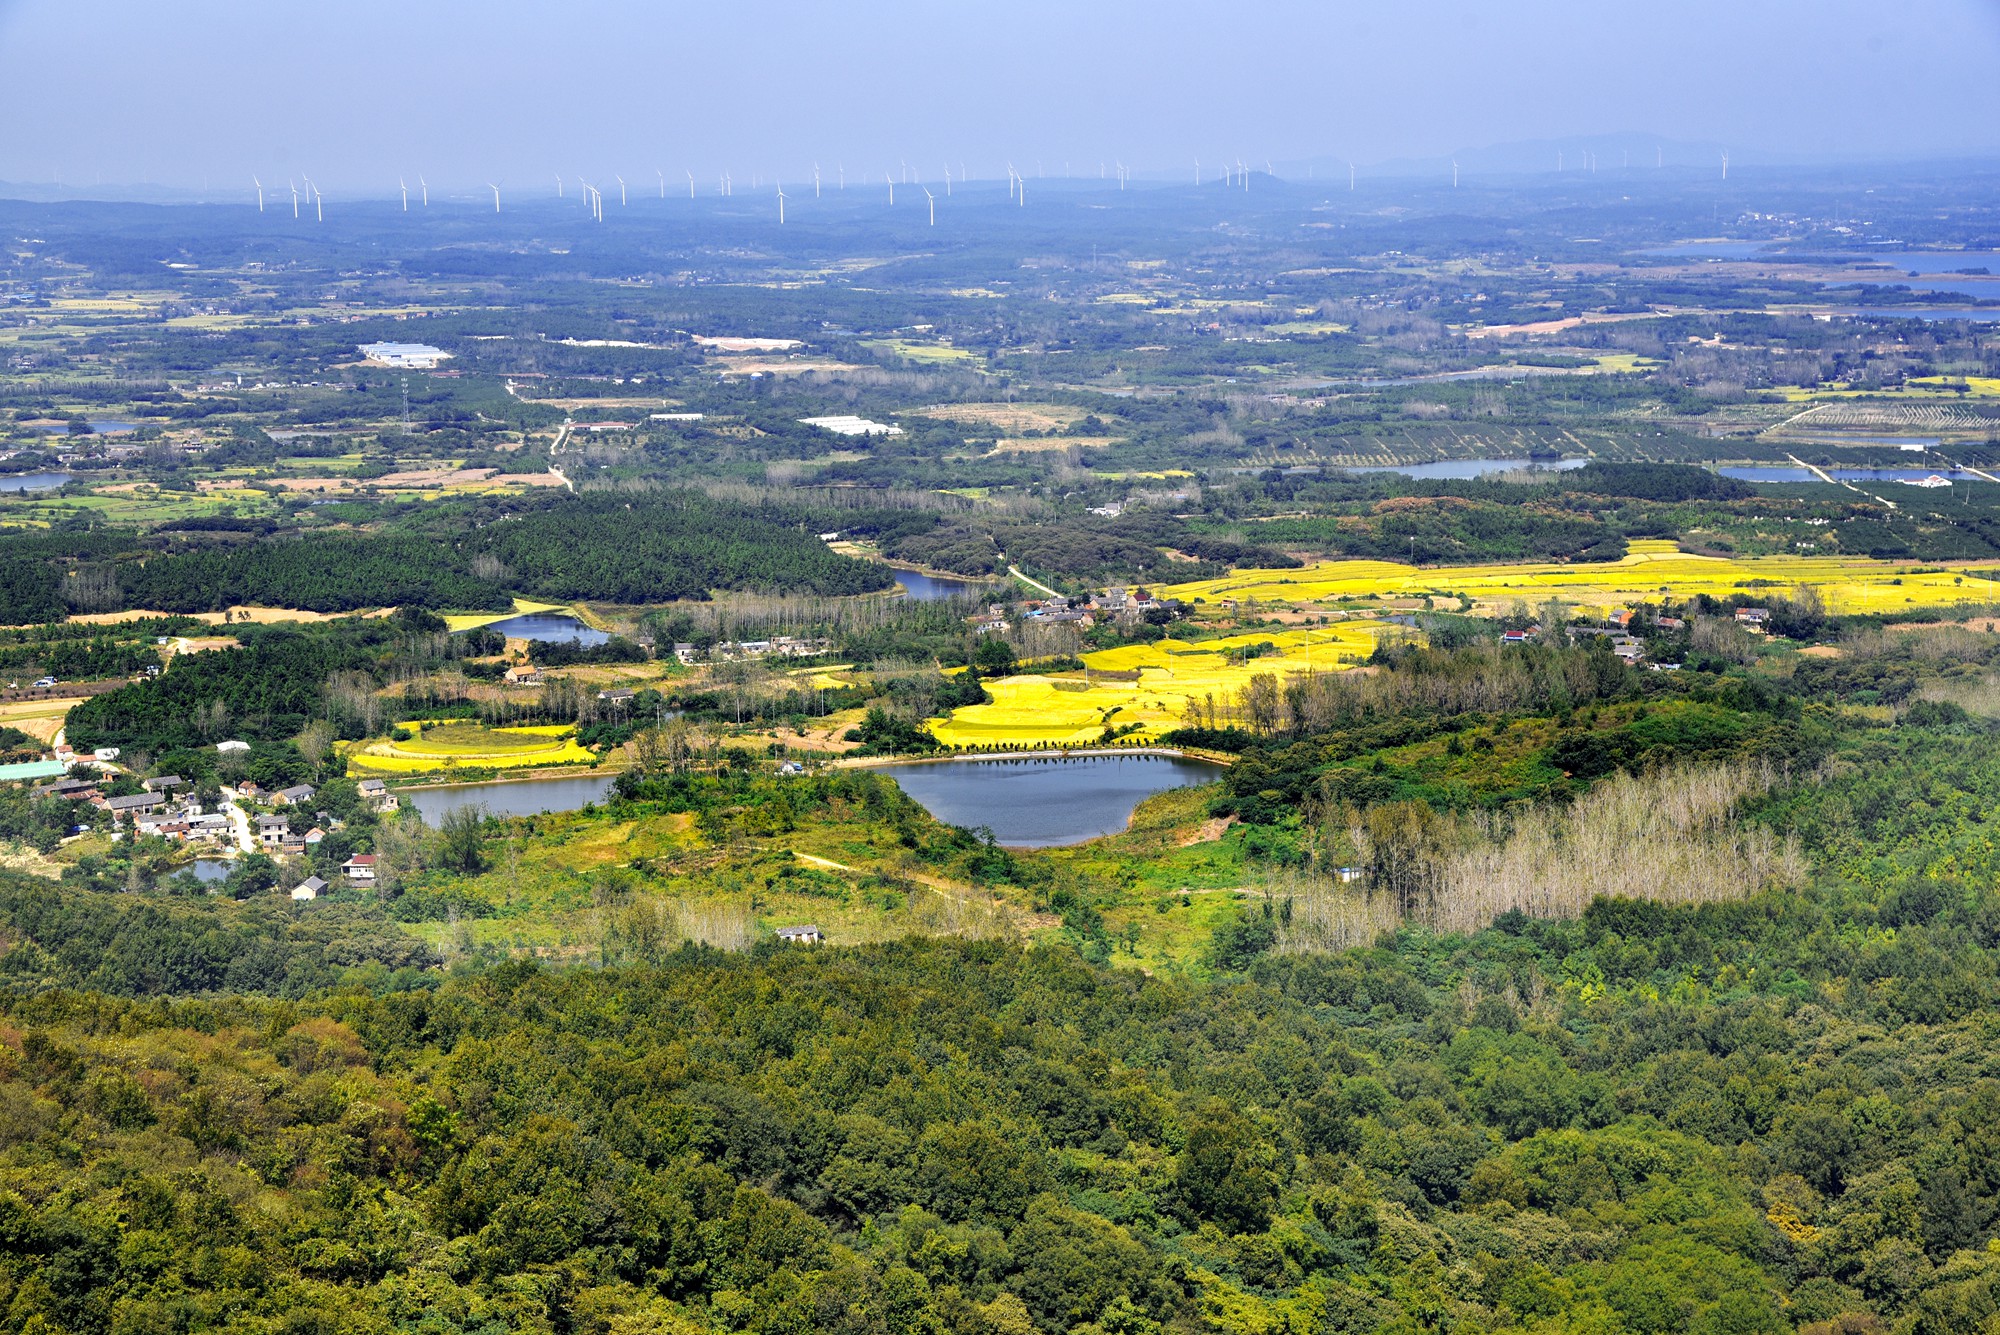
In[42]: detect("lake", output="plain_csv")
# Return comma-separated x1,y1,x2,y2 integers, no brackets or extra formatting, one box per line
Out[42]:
897,569,988,601
1350,458,1587,480
191,859,232,883
406,773,617,824
484,611,611,646
0,472,72,492
875,753,1225,847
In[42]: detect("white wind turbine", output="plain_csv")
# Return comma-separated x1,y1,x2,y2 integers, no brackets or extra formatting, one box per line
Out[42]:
813,162,821,197
657,168,665,199
556,174,564,199
1348,161,1355,191
686,169,695,198
777,181,787,224
488,183,501,213
289,179,299,218
886,172,894,205
1720,150,1729,181
312,184,323,222
924,187,934,225
616,174,626,206
420,176,428,207
943,163,951,196
1194,157,1201,186
253,176,264,212
400,178,408,211
1452,159,1459,188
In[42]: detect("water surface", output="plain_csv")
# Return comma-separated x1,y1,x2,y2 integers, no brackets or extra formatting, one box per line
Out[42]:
406,773,617,824
1349,458,1587,480
485,612,611,646
897,569,988,601
875,754,1224,846
0,472,72,492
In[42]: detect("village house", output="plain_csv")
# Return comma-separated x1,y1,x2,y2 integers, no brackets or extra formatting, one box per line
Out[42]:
291,876,328,901
255,814,291,847
775,925,824,945
271,783,317,807
342,854,377,882
504,664,545,686
356,778,399,813
216,739,251,754
598,687,637,705
1734,607,1771,627
142,775,188,793
98,792,165,820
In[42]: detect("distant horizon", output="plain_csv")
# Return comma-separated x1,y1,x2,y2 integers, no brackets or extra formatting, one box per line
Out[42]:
7,137,2000,207
5,0,1999,192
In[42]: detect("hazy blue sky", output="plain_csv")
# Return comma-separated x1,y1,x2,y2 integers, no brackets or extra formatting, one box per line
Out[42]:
6,0,2000,193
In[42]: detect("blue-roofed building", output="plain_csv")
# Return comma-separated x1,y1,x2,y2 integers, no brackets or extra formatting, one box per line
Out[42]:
0,760,69,783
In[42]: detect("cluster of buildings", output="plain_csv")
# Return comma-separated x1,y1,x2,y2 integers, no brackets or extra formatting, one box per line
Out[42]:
677,636,833,664
1019,587,1185,629
33,773,234,843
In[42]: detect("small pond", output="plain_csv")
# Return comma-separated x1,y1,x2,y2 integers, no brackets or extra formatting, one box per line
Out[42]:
484,612,611,646
874,754,1225,847
0,473,73,492
405,773,618,825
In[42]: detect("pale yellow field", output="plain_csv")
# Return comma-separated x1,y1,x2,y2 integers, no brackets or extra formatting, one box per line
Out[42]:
0,697,82,744
928,623,1393,748
442,599,567,632
1158,541,2000,617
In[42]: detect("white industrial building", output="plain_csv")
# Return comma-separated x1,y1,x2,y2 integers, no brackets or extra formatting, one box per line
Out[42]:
359,342,451,369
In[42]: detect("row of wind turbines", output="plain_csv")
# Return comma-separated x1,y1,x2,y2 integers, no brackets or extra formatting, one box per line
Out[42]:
249,149,1739,220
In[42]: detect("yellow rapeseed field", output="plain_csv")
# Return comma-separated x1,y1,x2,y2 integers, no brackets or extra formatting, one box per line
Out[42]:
928,623,1394,748
1156,540,2000,617
346,722,596,775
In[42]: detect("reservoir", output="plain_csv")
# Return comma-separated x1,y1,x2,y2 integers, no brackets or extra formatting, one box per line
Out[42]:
875,753,1225,846
406,773,617,824
485,611,611,646
1350,458,1587,480
896,569,990,601
0,472,73,492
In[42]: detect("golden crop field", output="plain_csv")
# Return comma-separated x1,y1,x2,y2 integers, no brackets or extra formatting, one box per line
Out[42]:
1158,540,2000,617
346,722,596,774
928,622,1394,748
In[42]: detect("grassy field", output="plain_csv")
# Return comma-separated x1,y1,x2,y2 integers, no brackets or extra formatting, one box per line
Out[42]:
929,622,1394,747
1157,540,2000,617
346,721,598,775
860,339,977,364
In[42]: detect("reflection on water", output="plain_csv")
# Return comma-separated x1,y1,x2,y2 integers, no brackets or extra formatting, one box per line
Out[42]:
405,773,617,824
484,612,610,645
875,754,1224,847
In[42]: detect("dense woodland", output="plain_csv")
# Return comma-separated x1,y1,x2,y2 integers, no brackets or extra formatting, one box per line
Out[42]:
7,163,2000,1335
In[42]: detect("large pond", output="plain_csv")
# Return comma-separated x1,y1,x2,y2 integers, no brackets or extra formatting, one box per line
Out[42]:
874,753,1225,847
1350,458,1588,480
0,472,73,492
27,421,136,435
405,773,618,824
484,612,611,646
191,859,232,883
896,569,988,601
